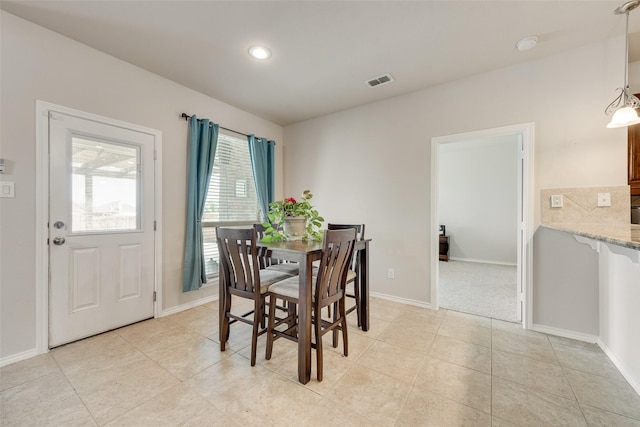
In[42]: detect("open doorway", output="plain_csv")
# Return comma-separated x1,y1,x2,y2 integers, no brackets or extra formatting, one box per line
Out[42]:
430,123,534,327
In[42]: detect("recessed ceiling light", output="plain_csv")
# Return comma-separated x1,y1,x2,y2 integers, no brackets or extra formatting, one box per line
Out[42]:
516,36,538,52
248,45,271,60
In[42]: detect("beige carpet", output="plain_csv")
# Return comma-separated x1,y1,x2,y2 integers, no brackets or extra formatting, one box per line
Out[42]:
438,260,518,322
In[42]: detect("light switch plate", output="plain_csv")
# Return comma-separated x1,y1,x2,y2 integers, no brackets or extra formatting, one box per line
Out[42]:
0,182,14,198
550,194,563,208
597,192,611,207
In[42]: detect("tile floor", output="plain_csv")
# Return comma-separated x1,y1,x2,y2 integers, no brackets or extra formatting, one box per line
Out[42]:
2,297,640,426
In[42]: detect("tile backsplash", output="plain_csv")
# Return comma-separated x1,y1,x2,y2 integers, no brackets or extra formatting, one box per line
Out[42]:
632,195,640,207
541,186,630,224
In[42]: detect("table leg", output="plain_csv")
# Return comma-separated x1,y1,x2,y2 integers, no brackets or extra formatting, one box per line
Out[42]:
359,242,370,331
297,255,312,384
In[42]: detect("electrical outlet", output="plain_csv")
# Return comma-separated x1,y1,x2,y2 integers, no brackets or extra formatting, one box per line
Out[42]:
597,192,611,207
387,268,395,279
550,194,563,208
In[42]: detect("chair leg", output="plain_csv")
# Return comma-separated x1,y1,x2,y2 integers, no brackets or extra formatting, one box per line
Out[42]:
353,278,361,327
340,298,348,357
266,294,277,360
332,301,339,348
250,297,262,366
220,291,232,351
260,299,267,329
315,307,323,382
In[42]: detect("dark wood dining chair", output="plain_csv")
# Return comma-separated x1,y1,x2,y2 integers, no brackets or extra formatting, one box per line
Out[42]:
216,226,292,366
328,223,365,326
265,228,356,381
253,223,300,276
254,222,298,328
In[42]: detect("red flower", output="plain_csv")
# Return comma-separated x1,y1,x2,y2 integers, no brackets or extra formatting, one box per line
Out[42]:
285,197,297,204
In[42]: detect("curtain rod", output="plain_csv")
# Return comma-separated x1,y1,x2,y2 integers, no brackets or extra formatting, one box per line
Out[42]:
181,113,253,138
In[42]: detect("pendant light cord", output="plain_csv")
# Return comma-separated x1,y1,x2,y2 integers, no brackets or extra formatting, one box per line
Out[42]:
624,11,630,97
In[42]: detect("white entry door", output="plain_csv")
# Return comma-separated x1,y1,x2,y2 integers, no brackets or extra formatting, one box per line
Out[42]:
48,111,156,347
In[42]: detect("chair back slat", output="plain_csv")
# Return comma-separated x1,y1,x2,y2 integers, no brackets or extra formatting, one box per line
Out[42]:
217,227,260,295
327,223,365,240
253,223,272,268
315,228,356,306
327,223,365,271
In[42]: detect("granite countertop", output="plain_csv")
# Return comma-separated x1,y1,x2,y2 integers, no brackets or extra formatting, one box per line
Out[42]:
541,223,640,251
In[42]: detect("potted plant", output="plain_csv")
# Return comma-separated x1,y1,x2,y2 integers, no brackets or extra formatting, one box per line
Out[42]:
261,190,324,242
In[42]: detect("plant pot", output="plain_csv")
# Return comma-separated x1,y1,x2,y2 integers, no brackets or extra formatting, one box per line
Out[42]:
283,216,306,240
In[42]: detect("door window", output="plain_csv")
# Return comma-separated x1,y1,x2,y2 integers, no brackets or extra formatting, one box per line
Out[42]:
71,136,140,233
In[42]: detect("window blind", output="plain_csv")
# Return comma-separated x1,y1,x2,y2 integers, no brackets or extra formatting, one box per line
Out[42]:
202,132,261,278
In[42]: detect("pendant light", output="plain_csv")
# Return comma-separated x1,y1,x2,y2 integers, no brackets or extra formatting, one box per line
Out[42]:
606,0,640,128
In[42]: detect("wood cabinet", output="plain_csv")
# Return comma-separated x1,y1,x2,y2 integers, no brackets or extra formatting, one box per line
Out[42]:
439,235,449,262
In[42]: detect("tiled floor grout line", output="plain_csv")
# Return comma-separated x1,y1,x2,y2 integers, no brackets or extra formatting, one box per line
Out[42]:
194,305,640,424
560,363,640,422
5,299,639,426
548,336,640,416
412,309,490,418
51,352,103,426
558,364,592,426
115,322,229,422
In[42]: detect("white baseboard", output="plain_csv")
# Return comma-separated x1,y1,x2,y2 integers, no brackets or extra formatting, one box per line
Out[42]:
0,348,42,368
597,339,640,397
159,294,219,317
370,291,438,312
530,323,598,343
449,257,517,267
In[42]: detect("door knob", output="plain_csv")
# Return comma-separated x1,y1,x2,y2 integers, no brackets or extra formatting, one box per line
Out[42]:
52,237,65,245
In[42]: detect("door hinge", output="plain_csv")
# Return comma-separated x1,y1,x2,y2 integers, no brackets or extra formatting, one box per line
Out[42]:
153,291,157,302
154,150,157,160
154,220,157,231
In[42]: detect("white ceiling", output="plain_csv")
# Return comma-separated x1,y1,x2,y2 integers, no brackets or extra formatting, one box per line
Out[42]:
1,0,636,126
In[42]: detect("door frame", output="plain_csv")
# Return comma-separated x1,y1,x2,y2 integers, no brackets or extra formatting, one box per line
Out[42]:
35,101,163,354
430,122,534,328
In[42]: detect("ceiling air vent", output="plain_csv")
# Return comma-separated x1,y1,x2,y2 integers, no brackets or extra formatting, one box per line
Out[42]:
366,73,394,88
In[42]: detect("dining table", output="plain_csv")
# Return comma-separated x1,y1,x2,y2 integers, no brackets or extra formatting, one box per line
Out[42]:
255,237,371,384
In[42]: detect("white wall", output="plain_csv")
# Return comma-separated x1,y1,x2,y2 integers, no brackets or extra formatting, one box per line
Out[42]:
532,227,599,336
533,227,640,394
438,135,518,265
0,10,630,361
284,36,627,305
627,60,640,93
0,12,284,360
599,242,640,395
